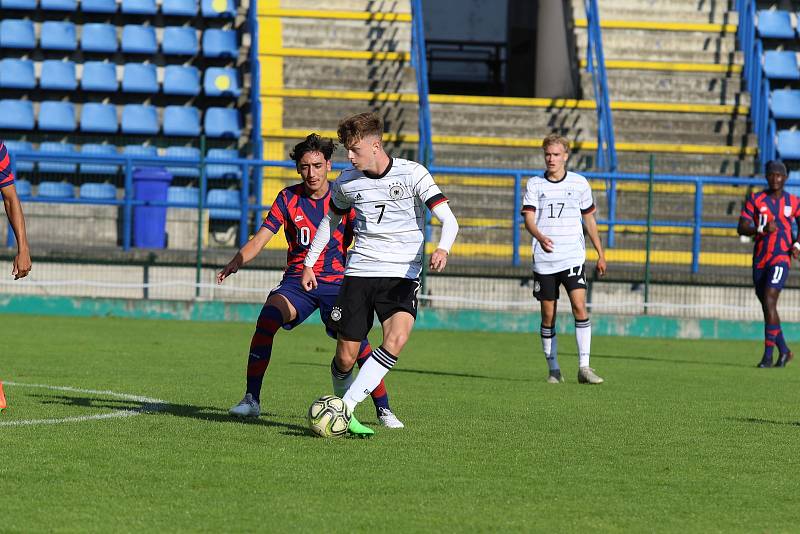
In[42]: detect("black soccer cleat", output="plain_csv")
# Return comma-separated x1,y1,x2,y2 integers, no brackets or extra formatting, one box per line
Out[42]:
757,356,773,368
775,352,794,368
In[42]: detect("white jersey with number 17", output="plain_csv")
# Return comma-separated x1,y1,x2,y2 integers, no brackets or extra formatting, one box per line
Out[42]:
521,171,596,275
330,158,448,279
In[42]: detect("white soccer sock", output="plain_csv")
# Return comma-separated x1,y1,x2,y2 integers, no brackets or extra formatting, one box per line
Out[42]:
540,323,559,371
575,318,591,368
342,346,396,413
330,357,354,398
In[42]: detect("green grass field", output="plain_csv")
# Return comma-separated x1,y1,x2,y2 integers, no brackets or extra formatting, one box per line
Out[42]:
2,314,799,533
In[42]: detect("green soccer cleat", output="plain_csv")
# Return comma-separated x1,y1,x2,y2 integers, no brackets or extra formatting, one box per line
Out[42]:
347,414,375,437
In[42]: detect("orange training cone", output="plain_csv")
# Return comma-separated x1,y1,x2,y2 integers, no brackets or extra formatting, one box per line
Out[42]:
0,381,6,412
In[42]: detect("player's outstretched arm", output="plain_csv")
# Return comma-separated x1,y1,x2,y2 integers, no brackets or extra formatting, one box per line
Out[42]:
429,202,459,272
582,211,606,276
301,210,343,290
2,184,31,280
522,211,554,252
217,226,275,284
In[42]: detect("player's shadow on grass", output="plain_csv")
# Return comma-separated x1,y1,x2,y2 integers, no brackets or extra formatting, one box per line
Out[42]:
729,416,800,427
33,394,311,436
289,361,532,382
584,352,751,368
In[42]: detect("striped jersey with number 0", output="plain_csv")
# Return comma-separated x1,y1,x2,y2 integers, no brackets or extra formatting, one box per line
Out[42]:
330,158,447,278
521,171,596,274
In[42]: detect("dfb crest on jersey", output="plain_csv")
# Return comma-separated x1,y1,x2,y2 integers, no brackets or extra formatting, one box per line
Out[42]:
330,306,342,321
388,182,405,200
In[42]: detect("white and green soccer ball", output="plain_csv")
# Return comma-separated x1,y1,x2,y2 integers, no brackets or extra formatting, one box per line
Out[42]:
307,395,350,438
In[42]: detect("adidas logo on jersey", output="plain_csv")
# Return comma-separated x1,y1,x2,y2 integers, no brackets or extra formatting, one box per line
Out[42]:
354,193,363,201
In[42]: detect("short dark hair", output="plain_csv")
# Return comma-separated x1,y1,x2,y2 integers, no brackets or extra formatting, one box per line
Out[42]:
290,133,336,163
337,112,384,147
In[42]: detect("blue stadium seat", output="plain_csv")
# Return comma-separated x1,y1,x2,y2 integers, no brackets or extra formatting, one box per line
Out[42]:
40,60,77,90
163,106,200,136
14,179,32,196
165,147,201,178
202,29,237,58
122,63,158,93
0,20,36,49
41,0,77,10
38,180,76,196
80,182,117,200
204,108,241,138
201,0,234,17
40,21,77,51
785,170,800,196
763,50,800,80
121,25,157,54
162,0,196,16
38,143,77,174
0,0,37,8
204,67,241,97
38,101,76,132
80,102,118,133
0,59,35,89
757,10,795,39
123,144,158,158
121,0,156,15
206,148,241,179
167,185,200,205
771,89,800,120
207,189,240,219
0,100,35,130
3,141,34,173
81,23,118,53
121,104,159,134
163,65,200,95
777,130,800,159
81,62,118,91
162,27,198,56
80,144,120,175
81,0,116,12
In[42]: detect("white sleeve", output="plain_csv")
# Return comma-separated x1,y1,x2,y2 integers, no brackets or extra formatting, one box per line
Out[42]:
521,178,537,212
412,164,447,208
330,178,351,213
432,201,458,253
579,179,595,213
303,210,342,268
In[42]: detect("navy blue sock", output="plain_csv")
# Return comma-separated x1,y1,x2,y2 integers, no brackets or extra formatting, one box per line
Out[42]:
245,305,283,403
776,327,790,355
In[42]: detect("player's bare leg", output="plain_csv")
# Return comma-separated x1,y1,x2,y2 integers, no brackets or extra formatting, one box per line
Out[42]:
540,300,562,383
230,294,298,417
568,288,603,384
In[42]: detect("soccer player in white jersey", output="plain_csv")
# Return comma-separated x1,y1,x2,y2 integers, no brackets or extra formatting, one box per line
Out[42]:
301,112,459,435
521,134,607,385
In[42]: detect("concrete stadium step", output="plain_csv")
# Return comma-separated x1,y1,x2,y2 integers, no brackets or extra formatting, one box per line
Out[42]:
575,28,739,55
281,97,418,135
611,111,751,138
581,71,747,101
276,57,417,92
579,48,744,65
274,0,411,12
572,1,738,24
280,17,412,53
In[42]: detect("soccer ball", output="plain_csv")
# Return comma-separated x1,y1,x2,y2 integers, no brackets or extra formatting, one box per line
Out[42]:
307,395,350,438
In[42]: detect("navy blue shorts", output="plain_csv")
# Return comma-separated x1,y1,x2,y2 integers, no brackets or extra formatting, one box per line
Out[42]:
269,277,340,338
753,263,790,299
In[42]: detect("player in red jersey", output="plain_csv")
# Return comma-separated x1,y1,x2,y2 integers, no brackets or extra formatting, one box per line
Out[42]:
217,134,403,428
0,140,31,280
738,160,800,368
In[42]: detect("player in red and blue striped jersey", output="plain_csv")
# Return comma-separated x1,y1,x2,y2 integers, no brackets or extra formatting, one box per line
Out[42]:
217,134,403,428
0,140,31,280
738,160,800,368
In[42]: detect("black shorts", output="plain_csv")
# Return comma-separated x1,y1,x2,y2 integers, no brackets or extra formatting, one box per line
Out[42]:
327,276,420,340
533,264,588,301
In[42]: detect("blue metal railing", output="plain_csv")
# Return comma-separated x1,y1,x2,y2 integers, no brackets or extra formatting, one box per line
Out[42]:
410,0,434,168
737,0,776,164
248,0,263,164
8,152,757,274
583,0,619,250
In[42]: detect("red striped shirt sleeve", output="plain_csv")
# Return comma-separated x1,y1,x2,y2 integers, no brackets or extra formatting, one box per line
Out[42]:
0,141,15,188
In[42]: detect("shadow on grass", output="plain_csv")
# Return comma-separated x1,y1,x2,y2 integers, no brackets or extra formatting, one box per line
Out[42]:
729,416,800,427
289,361,532,382
32,394,311,436
584,352,751,368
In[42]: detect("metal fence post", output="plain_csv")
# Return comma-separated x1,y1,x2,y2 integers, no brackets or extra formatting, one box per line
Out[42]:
692,180,704,274
196,136,206,298
123,159,133,251
643,155,655,313
512,173,522,266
